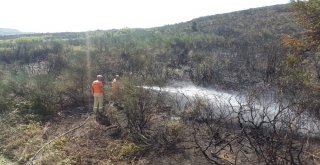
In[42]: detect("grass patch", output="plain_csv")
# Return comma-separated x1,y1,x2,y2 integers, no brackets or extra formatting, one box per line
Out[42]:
0,111,44,164
0,154,16,165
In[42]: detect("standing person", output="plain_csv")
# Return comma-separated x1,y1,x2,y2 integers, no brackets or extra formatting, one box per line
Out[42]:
91,75,104,113
111,75,120,101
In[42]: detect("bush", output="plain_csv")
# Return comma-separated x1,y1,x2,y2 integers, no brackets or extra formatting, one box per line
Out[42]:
104,140,142,163
119,141,141,159
14,96,52,122
0,98,11,114
151,119,184,153
119,80,155,144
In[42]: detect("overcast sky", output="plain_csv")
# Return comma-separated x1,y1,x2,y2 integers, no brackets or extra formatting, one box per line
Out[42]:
1,0,290,33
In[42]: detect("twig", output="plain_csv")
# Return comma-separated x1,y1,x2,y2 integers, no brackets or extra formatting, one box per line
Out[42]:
25,113,92,165
303,151,320,160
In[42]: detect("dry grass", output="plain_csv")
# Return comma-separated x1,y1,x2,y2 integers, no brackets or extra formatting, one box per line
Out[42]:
24,111,145,165
3,103,320,165
0,112,44,164
0,154,16,165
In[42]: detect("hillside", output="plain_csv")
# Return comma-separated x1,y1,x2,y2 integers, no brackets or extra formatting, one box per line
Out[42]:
0,5,301,89
156,4,301,88
0,28,23,35
1,3,320,164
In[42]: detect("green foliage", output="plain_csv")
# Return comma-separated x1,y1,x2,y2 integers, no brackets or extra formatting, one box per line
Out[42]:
118,78,154,143
4,93,53,122
0,4,301,89
103,140,143,163
0,118,43,164
14,36,43,44
270,0,320,118
0,71,58,121
51,137,68,150
119,141,141,159
0,154,15,165
0,4,303,127
292,0,320,48
150,119,184,153
285,54,300,67
0,99,11,114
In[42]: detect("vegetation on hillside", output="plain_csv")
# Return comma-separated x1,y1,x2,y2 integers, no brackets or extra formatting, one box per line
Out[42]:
1,2,320,164
279,0,320,119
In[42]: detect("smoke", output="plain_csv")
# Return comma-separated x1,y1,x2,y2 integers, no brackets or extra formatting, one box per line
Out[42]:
143,81,320,135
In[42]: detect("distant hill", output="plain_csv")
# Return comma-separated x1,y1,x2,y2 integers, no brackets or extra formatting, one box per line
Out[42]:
0,28,23,35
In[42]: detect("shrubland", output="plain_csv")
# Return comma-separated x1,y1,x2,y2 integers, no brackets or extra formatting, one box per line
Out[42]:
1,2,320,164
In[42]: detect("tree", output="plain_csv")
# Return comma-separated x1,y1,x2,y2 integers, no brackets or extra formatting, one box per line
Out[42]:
277,0,320,118
292,0,320,49
184,85,314,164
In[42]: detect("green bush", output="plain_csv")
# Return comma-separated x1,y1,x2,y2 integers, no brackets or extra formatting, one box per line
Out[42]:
0,98,11,114
13,97,52,122
112,77,159,145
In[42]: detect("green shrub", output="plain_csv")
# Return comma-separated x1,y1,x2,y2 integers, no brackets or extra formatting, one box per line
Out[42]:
117,78,155,144
119,142,141,159
0,98,11,114
51,137,68,150
13,96,53,122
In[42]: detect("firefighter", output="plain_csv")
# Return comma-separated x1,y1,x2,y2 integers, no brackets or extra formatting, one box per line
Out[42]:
111,74,120,102
91,75,104,113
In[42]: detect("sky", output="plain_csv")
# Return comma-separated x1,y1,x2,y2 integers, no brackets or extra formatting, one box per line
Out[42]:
1,0,290,33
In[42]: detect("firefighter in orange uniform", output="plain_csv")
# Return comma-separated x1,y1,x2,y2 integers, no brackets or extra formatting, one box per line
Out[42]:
91,75,104,113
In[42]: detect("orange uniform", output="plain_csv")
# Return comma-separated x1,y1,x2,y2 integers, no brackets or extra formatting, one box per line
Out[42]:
91,79,103,112
91,80,103,94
